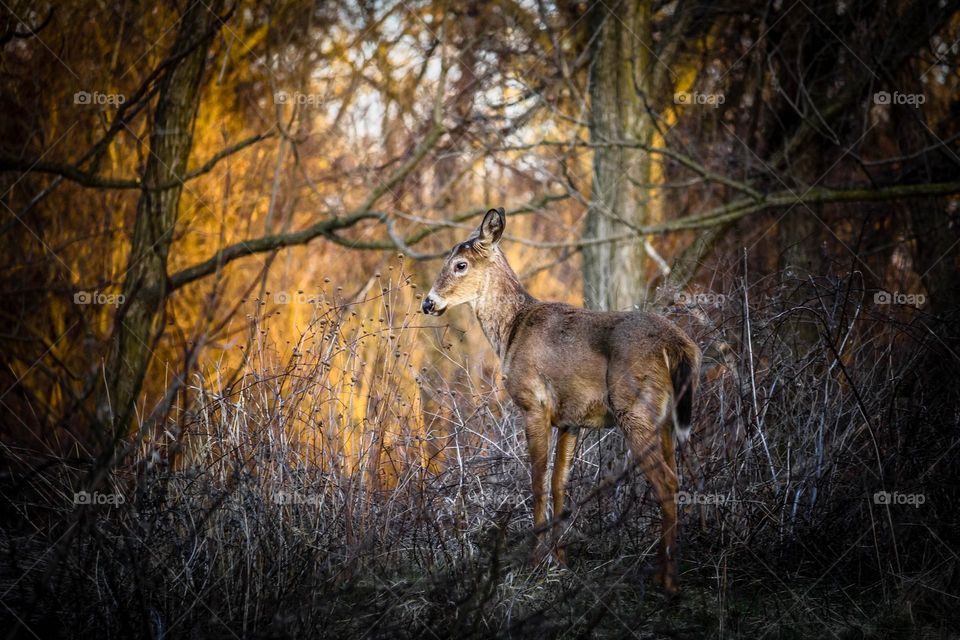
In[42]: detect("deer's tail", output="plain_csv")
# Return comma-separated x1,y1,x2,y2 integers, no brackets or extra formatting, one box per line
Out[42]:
669,342,701,444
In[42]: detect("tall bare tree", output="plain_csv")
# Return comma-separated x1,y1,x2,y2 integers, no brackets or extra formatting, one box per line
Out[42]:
101,0,225,437
582,0,653,310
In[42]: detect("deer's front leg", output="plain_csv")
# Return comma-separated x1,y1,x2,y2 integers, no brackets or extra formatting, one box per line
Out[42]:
523,409,550,563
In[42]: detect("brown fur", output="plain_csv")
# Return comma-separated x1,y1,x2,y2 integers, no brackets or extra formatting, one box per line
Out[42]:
423,208,701,592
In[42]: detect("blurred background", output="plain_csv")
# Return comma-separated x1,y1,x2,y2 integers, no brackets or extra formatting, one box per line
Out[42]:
1,1,959,637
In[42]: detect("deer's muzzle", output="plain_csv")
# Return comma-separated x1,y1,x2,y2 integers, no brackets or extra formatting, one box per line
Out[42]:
421,294,446,315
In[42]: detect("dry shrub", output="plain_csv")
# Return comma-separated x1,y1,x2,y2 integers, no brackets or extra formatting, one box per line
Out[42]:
2,271,958,638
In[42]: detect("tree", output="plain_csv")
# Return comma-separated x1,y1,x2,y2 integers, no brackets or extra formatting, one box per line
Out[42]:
582,0,653,310
101,0,226,438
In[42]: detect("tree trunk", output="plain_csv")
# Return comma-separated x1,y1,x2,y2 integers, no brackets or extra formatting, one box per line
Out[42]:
102,0,223,436
911,202,960,319
582,0,653,311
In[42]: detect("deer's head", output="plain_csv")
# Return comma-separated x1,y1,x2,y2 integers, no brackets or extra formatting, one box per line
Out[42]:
421,207,505,316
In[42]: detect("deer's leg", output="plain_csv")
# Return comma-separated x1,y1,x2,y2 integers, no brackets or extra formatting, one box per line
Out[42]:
523,409,551,563
551,426,578,563
615,391,681,593
653,420,680,592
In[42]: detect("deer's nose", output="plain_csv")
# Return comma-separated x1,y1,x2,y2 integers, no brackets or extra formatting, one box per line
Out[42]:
421,297,436,314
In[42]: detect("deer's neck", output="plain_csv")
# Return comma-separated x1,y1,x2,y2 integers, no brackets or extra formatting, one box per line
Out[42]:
471,255,535,360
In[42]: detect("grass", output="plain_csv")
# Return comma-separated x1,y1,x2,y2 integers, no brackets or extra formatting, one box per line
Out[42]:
1,269,959,638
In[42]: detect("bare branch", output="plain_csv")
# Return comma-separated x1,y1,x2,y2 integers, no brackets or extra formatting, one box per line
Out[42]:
168,210,384,291
0,157,138,189
169,179,958,293
168,193,568,291
0,7,55,46
498,138,763,201
506,180,960,249
0,132,274,190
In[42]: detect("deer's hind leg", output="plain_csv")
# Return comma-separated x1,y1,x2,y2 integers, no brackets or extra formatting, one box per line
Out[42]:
610,380,680,593
551,426,578,563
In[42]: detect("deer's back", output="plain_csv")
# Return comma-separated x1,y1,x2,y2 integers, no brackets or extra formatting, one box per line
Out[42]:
501,302,696,428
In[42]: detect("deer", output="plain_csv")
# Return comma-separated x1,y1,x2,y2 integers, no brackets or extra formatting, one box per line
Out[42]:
421,207,702,593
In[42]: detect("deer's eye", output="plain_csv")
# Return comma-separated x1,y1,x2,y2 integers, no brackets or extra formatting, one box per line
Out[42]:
454,261,468,273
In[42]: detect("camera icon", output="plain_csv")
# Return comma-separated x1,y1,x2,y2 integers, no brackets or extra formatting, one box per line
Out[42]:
74,490,91,504
675,491,691,505
874,91,891,105
73,91,91,105
273,291,290,304
274,91,289,104
873,291,891,304
74,291,91,304
673,92,691,105
674,292,690,305
873,491,891,505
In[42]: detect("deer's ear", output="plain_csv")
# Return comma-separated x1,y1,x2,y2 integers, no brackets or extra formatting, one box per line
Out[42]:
477,207,505,249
